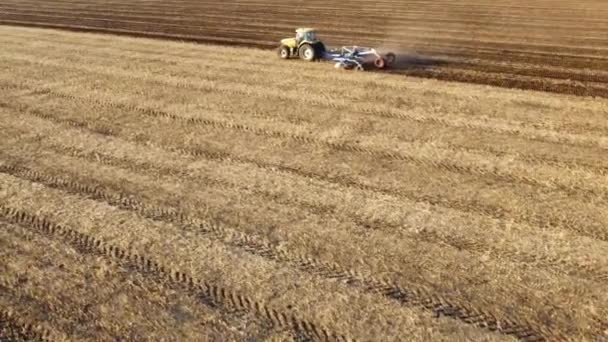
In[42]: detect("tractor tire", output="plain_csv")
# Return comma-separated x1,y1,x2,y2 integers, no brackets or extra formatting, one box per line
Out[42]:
385,52,396,66
278,45,290,59
313,41,326,58
298,43,316,61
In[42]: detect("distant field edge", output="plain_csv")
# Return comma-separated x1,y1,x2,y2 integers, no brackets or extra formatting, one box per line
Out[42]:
1,20,606,99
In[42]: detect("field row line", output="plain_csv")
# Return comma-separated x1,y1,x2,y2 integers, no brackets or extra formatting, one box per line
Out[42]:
6,115,607,287
0,164,552,342
45,140,608,285
394,66,608,98
109,0,608,14
7,98,608,247
5,33,608,90
4,4,608,46
4,12,608,68
6,34,608,99
0,19,276,47
10,0,608,23
97,96,608,198
15,79,608,202
4,32,607,115
4,10,608,59
4,55,607,163
5,18,608,80
47,143,333,217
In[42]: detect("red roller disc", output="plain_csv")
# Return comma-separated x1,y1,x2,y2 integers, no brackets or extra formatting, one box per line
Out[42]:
374,57,386,69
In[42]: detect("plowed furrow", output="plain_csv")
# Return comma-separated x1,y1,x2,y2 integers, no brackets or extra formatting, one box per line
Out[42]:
3,9,608,63
3,12,607,62
0,19,272,47
5,4,608,48
0,164,551,341
6,0,608,33
4,6,608,52
389,67,608,98
6,0,608,17
0,207,346,342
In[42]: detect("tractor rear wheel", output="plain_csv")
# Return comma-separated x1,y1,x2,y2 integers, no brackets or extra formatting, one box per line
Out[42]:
313,41,326,57
298,44,316,61
278,45,290,59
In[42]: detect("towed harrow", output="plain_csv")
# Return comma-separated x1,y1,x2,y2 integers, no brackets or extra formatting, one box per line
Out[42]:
323,46,396,71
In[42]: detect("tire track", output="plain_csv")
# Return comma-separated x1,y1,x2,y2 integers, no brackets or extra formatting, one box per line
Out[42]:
0,165,554,341
45,142,608,284
0,206,352,342
0,235,163,342
0,19,275,48
0,222,287,341
7,100,608,243
0,274,132,341
0,308,54,342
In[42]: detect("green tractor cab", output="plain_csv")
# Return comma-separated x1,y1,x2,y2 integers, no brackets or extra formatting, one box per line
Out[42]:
278,28,326,61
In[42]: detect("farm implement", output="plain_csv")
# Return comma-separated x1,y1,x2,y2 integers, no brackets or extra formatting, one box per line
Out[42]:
278,28,396,71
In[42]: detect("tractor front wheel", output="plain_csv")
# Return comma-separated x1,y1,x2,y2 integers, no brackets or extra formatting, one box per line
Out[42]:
278,45,290,59
298,44,316,61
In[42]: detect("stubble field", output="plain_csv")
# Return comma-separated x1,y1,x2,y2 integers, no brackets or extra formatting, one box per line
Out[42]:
1,0,608,97
1,23,608,341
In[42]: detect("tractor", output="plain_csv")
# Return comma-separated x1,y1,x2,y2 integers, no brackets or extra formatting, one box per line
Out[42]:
277,28,397,71
277,28,326,62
